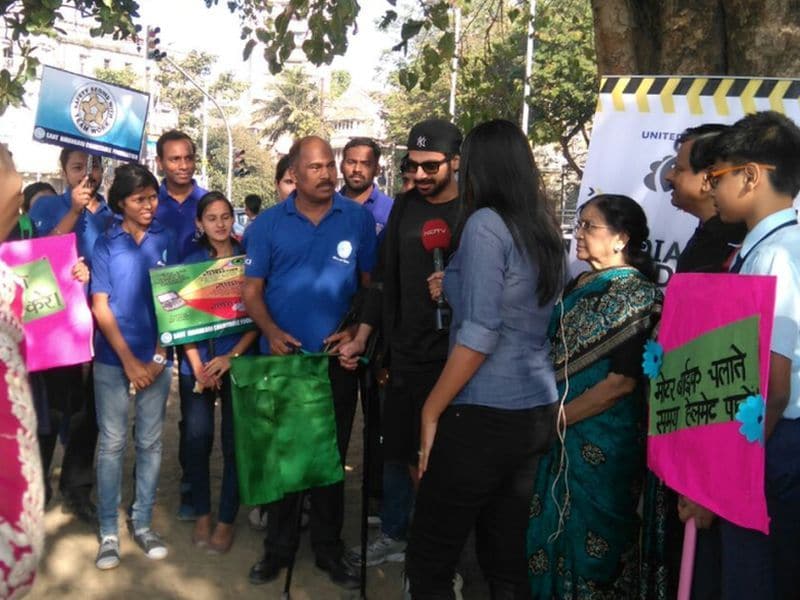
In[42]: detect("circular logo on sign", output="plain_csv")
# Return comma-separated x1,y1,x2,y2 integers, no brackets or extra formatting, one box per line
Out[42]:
160,332,173,345
70,83,117,138
337,240,353,259
33,127,45,140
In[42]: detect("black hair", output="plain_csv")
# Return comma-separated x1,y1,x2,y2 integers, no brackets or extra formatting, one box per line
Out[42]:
156,129,196,159
58,148,103,172
457,119,564,305
244,193,262,215
342,137,381,163
286,136,331,168
107,163,159,214
22,181,56,212
709,110,800,198
275,154,292,182
675,123,729,173
582,194,657,282
195,191,237,258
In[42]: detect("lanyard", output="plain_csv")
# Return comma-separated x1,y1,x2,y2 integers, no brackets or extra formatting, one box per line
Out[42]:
730,220,796,273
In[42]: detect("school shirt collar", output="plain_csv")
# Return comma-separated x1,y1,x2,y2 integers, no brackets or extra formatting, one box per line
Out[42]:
107,218,166,239
739,208,798,257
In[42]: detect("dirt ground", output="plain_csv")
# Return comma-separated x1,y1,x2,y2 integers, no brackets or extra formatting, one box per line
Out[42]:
28,371,488,600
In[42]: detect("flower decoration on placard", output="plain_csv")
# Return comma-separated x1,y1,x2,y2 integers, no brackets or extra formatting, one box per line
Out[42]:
736,394,765,446
642,339,664,379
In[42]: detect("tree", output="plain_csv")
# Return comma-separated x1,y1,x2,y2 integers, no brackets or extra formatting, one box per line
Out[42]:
94,65,140,88
154,51,247,140
590,0,800,77
206,125,277,207
251,67,329,143
0,0,140,113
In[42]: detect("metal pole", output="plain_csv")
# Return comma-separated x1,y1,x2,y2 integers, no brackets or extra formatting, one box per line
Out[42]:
201,93,208,188
521,0,537,134
448,5,461,122
163,56,233,200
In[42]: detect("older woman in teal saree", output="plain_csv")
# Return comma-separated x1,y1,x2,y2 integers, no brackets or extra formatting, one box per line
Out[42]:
527,195,662,599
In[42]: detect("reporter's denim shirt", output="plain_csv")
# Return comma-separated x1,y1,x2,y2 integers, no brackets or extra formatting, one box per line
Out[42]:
443,208,559,410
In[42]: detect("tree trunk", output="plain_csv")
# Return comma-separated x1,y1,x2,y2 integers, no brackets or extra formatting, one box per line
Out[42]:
592,0,800,76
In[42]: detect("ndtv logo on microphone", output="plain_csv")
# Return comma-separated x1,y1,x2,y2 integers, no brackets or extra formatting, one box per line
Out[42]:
423,227,448,237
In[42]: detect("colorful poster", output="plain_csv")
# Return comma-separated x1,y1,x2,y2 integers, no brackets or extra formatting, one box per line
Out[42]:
646,273,775,533
32,65,150,161
0,234,94,372
150,255,254,347
579,75,800,285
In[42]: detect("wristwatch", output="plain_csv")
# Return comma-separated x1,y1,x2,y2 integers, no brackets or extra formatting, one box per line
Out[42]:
152,353,167,365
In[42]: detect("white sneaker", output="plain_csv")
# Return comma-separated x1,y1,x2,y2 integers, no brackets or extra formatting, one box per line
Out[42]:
95,535,120,570
132,528,168,560
347,532,406,567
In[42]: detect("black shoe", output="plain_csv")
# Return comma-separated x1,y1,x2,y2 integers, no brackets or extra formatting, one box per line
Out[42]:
62,495,97,525
249,553,291,585
315,553,360,590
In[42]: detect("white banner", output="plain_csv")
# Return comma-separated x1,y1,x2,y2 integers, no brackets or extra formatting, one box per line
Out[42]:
578,75,800,285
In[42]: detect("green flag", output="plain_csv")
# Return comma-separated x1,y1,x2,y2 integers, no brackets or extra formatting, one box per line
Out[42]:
230,353,343,505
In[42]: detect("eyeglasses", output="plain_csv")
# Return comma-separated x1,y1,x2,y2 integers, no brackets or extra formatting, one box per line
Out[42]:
573,220,611,233
400,157,449,175
707,163,776,189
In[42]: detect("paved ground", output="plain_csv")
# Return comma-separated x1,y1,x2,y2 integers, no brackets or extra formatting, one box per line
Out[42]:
28,371,488,599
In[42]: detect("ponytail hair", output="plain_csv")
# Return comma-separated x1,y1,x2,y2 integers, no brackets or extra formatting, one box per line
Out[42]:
582,194,657,282
196,191,235,258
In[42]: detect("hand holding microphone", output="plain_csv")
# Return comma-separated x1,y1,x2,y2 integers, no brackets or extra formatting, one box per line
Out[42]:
421,218,452,331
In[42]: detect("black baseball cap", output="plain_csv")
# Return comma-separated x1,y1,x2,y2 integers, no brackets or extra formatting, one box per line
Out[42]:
407,119,462,155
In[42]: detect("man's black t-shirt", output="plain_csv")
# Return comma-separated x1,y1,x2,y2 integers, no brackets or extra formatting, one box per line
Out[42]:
391,192,459,370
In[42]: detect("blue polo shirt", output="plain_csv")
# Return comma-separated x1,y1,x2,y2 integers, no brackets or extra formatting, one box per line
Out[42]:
178,242,253,376
245,192,377,354
29,190,114,265
155,179,207,261
90,220,177,366
340,183,394,241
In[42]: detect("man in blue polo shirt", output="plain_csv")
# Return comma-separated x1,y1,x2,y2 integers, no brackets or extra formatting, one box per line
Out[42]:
154,129,207,261
243,136,377,590
153,129,207,520
29,148,114,525
339,136,394,240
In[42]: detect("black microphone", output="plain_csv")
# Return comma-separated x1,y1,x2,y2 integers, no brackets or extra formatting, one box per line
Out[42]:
421,219,452,331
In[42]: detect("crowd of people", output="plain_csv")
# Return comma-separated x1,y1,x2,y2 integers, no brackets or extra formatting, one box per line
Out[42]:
0,108,798,600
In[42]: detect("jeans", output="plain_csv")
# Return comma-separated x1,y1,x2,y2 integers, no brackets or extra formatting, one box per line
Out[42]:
94,362,171,537
381,461,414,540
179,373,239,523
719,417,800,600
406,402,557,600
264,360,358,560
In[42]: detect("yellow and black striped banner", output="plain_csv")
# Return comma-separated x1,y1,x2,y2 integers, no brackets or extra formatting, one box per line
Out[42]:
597,76,800,116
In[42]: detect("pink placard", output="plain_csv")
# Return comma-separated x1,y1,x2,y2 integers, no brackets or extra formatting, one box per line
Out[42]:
0,234,93,372
648,272,775,533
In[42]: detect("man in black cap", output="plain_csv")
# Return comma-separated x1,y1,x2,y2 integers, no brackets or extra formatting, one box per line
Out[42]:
339,119,462,576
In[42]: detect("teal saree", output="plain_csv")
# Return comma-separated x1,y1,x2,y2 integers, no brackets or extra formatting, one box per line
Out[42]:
527,267,662,599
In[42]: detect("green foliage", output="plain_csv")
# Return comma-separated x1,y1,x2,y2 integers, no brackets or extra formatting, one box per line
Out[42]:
94,65,140,88
329,70,351,100
154,51,246,139
251,67,329,144
0,0,140,114
206,125,277,207
381,0,596,173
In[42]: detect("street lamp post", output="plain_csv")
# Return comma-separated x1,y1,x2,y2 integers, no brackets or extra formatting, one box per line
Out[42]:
521,0,537,135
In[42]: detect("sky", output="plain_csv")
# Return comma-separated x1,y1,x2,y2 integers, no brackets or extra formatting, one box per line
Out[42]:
136,0,398,91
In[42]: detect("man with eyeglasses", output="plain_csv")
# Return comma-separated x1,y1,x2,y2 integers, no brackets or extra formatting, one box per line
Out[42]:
665,124,746,274
339,119,463,580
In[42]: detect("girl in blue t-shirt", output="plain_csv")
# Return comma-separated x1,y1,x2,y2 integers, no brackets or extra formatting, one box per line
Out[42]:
181,191,257,554
90,163,176,570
